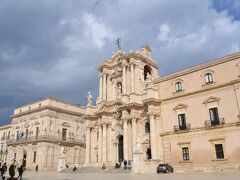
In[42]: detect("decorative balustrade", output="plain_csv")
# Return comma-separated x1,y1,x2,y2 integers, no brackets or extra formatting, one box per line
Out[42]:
204,118,225,128
6,135,85,146
174,124,191,132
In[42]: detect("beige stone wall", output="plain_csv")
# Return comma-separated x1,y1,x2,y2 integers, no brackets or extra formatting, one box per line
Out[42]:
160,85,239,132
162,126,240,172
157,55,240,100
6,98,86,170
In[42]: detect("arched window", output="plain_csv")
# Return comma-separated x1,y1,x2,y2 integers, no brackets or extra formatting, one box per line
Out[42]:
144,65,152,81
146,148,152,159
145,122,150,133
204,73,213,84
175,82,182,92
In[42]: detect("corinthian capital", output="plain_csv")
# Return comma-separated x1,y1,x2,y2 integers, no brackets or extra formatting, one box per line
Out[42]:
122,59,128,67
129,58,135,65
147,111,156,118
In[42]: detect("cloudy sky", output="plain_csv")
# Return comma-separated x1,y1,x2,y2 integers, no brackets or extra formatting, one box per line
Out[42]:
0,0,240,125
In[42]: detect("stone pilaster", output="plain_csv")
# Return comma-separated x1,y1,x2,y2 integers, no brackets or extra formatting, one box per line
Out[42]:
123,119,128,160
85,127,91,163
131,117,137,152
98,125,102,162
122,60,127,94
99,74,103,101
102,123,107,162
130,58,135,93
103,74,107,100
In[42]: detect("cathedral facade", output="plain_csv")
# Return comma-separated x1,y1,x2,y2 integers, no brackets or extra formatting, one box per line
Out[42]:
1,45,240,172
84,46,240,173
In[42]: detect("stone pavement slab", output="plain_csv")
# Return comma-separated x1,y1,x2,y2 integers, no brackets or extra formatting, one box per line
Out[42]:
11,171,240,180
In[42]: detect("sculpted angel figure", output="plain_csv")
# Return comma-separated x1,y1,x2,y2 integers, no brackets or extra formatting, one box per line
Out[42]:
87,91,93,105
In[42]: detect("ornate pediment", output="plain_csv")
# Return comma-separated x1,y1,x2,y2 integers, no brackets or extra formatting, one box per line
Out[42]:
203,96,220,104
142,139,149,144
173,103,188,111
61,122,71,127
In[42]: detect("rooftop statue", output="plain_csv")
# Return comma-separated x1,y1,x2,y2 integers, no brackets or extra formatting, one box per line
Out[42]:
87,91,93,106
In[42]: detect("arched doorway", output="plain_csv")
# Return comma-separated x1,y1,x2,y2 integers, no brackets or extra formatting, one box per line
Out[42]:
22,149,27,167
146,148,152,159
118,135,124,162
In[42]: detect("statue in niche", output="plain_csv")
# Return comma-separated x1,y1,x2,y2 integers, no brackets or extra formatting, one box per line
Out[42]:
60,146,65,157
87,91,93,106
117,83,122,97
146,72,152,83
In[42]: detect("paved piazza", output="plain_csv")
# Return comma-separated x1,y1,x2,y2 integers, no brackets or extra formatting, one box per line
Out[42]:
18,171,240,180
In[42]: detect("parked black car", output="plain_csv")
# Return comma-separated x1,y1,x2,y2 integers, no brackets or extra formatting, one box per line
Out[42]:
157,164,174,173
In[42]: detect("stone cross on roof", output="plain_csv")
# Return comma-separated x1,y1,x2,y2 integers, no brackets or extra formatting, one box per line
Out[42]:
115,38,121,50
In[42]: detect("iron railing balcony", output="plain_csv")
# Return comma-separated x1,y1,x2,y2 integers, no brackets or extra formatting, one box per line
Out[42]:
204,118,225,128
6,135,85,146
174,124,191,132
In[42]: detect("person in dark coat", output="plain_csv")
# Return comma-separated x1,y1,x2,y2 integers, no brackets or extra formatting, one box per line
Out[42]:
17,165,24,180
123,160,127,169
0,165,5,180
72,166,77,172
35,165,38,171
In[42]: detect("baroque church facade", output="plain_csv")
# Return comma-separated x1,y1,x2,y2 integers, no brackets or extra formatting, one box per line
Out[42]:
0,45,240,172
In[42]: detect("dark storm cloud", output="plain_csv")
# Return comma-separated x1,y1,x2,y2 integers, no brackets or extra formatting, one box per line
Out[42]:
1,0,240,125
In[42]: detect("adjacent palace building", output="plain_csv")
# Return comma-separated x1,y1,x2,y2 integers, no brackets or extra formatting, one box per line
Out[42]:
1,46,240,173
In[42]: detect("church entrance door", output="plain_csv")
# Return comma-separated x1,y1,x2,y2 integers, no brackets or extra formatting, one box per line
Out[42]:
118,135,124,162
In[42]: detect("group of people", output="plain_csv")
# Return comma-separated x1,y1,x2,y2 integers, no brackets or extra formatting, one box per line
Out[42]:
113,160,132,170
0,161,38,180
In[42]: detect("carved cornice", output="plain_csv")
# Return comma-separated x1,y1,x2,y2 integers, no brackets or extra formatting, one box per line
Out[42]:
99,52,158,70
173,104,188,111
203,96,220,104
142,98,161,106
12,105,84,119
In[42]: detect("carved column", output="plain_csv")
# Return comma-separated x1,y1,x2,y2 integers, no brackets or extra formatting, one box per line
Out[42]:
98,125,102,162
99,74,103,101
130,60,135,93
102,123,107,162
112,82,116,100
148,112,157,159
131,117,137,152
85,127,91,163
116,142,119,162
113,143,116,162
123,119,128,160
122,61,127,94
103,74,107,100
106,74,110,100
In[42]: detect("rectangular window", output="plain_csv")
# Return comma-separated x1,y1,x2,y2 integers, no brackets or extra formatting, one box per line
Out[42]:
16,131,19,140
25,129,29,140
14,153,16,160
33,151,37,163
35,127,39,139
215,144,224,159
209,107,219,125
182,147,190,161
178,114,186,130
62,128,67,141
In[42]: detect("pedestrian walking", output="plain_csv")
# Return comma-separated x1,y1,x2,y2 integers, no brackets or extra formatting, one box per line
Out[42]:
17,165,24,180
